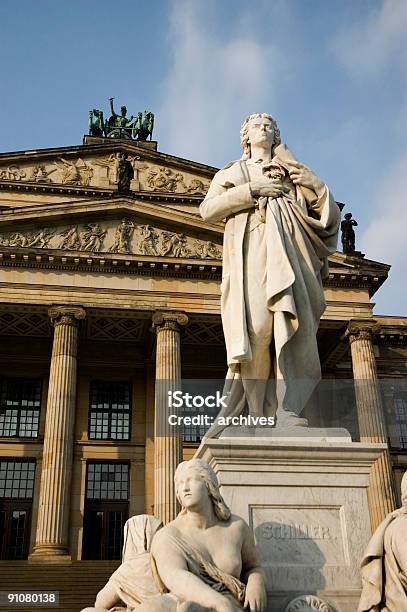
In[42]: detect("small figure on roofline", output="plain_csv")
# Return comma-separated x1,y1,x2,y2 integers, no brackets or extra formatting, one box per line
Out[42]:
341,212,358,254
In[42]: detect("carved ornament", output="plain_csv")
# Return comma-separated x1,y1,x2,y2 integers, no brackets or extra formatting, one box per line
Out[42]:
152,311,189,334
284,595,332,612
144,166,209,194
0,220,222,259
347,320,381,344
48,306,86,327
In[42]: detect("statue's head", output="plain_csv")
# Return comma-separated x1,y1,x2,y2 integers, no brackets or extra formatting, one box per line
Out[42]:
402,471,407,506
121,105,127,116
174,459,231,521
240,112,281,160
344,213,353,220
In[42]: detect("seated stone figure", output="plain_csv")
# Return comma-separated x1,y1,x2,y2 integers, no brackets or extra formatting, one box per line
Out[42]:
81,459,266,612
358,471,407,611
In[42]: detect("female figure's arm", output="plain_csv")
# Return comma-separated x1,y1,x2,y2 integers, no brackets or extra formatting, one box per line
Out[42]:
240,521,267,612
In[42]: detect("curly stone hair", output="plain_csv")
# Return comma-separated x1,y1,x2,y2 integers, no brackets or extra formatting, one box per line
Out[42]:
240,112,281,160
174,459,231,521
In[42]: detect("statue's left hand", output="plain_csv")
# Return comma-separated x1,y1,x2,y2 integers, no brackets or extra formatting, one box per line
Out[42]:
243,575,267,612
287,160,324,193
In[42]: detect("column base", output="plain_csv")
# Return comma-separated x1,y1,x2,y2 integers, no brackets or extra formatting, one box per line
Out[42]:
29,545,72,563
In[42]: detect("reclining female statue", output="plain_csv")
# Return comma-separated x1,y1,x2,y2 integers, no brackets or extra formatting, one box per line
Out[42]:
81,459,267,612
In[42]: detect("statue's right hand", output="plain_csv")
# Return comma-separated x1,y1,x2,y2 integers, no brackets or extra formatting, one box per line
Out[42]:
249,179,284,199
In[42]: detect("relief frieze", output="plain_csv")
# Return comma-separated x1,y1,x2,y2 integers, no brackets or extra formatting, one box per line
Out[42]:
0,219,222,259
143,166,209,194
0,156,210,195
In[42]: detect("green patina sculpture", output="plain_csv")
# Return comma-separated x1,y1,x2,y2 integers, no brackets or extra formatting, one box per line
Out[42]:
88,98,154,141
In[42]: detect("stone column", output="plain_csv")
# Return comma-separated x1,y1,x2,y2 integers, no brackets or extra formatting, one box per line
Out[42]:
152,311,188,524
31,306,85,559
347,320,396,529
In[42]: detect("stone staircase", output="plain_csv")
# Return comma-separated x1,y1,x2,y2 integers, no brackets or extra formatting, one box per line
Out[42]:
0,561,120,612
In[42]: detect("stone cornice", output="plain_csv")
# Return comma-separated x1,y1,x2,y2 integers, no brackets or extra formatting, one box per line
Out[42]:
0,180,205,204
0,140,219,177
0,243,390,290
0,196,217,235
0,247,222,280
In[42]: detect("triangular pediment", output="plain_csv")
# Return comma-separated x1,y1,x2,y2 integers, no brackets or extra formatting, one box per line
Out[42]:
0,139,217,203
0,198,223,262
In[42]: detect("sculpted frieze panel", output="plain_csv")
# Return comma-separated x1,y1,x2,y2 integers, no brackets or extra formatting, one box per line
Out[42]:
0,218,222,259
0,154,211,194
142,165,209,194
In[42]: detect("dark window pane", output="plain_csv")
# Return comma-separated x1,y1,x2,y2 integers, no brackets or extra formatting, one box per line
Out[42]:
88,381,131,441
0,379,41,438
0,460,36,499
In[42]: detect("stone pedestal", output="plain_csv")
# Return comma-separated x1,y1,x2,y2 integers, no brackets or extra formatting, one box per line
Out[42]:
347,320,396,529
195,436,386,612
30,306,85,560
152,311,188,524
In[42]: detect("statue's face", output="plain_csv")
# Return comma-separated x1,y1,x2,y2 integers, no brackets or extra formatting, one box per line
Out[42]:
247,116,274,152
176,467,208,509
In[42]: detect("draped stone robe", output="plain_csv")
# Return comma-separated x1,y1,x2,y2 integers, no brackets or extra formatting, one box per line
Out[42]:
199,151,340,424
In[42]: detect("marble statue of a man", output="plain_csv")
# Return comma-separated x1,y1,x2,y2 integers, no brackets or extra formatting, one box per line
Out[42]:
200,113,340,433
358,471,407,611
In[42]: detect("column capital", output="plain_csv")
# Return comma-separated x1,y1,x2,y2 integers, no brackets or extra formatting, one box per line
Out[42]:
48,306,86,327
346,319,381,344
152,311,188,334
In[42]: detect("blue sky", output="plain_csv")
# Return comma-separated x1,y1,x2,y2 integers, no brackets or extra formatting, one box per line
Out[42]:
1,0,406,314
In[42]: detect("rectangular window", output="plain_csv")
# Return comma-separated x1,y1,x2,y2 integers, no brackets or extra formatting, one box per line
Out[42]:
0,378,41,438
86,462,129,501
89,381,131,441
0,459,35,560
0,460,36,499
82,461,129,560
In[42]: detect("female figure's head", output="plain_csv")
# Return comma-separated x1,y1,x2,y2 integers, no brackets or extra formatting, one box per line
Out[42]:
240,112,281,160
174,459,231,521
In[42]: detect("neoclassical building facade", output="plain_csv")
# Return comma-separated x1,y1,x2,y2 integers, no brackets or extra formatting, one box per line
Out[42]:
0,134,406,569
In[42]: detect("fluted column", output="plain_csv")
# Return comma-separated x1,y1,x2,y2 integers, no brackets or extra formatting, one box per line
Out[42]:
31,306,85,559
347,320,396,529
152,311,188,524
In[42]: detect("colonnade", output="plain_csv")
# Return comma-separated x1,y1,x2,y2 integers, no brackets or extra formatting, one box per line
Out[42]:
29,308,395,558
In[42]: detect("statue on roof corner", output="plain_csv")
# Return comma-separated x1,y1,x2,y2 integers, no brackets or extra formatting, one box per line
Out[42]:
88,98,154,141
341,212,358,254
200,112,340,437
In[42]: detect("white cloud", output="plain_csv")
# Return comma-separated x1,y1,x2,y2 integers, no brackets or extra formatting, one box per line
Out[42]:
156,1,281,166
332,0,407,78
360,154,407,314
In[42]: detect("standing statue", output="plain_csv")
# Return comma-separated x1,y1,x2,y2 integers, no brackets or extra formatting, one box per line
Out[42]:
341,212,358,254
109,219,135,254
358,471,407,611
137,111,155,141
106,98,134,139
116,153,134,193
89,109,105,137
81,459,266,612
200,113,340,435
